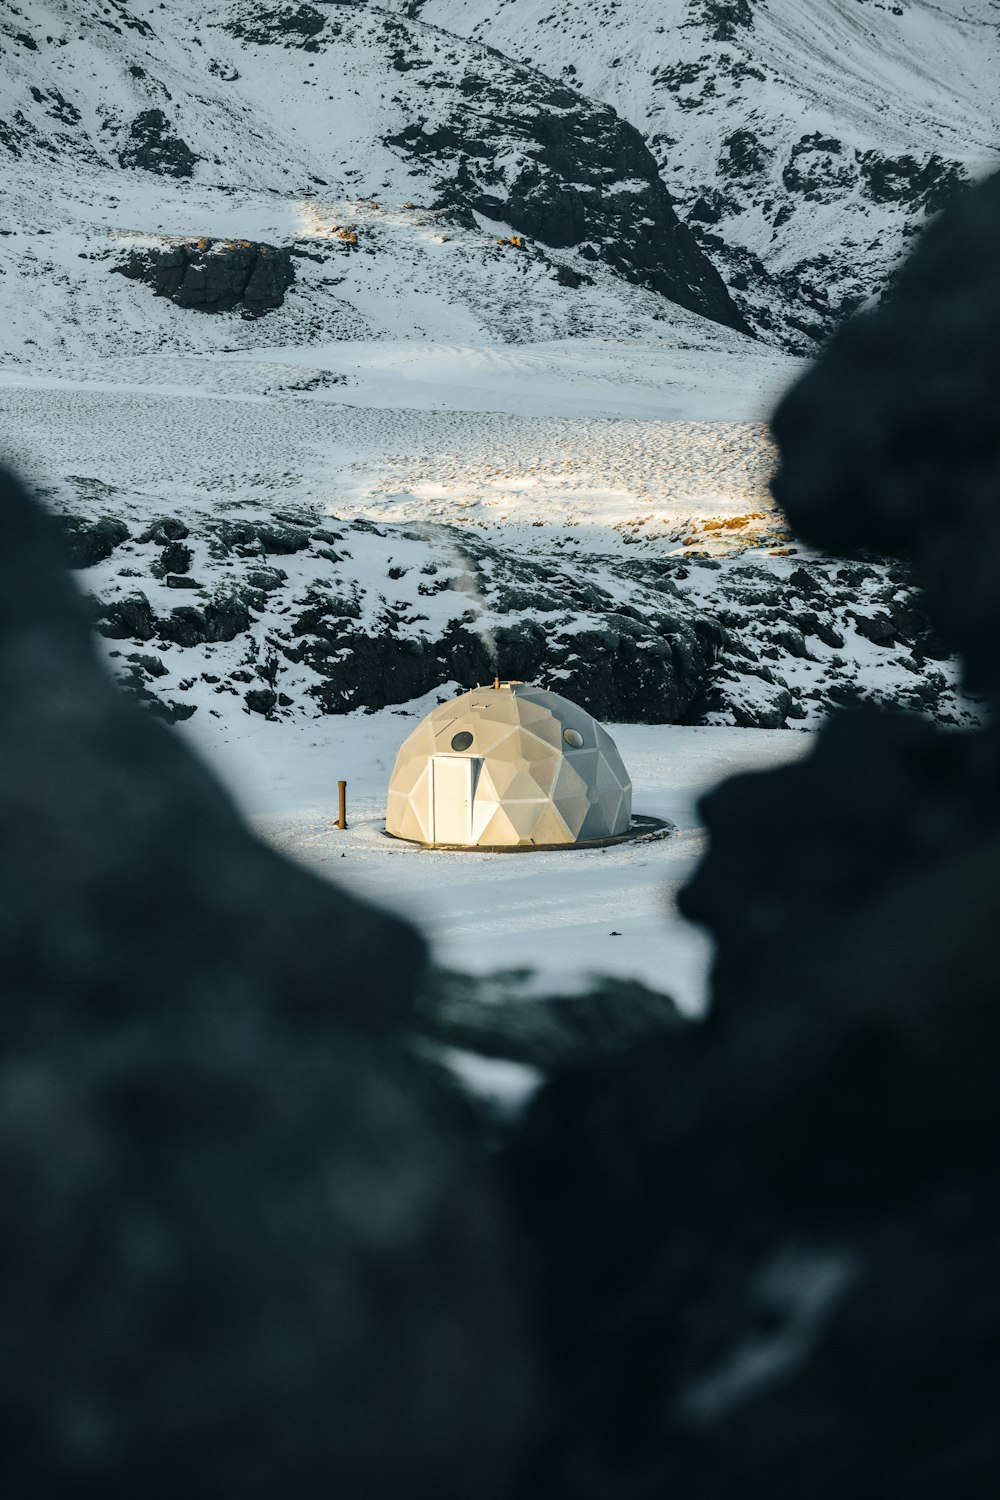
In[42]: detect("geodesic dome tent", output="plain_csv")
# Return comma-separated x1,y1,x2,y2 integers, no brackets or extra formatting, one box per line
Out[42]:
385,682,632,849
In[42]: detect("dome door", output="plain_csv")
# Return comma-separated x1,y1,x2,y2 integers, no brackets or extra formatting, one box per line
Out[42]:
431,755,480,845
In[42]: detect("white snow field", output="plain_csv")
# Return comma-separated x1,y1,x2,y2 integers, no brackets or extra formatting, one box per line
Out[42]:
180,700,808,1017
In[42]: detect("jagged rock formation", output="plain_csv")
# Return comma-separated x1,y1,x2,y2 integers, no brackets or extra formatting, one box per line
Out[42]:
404,0,991,348
114,239,296,316
0,463,535,1497
383,70,744,329
67,502,974,733
117,106,196,177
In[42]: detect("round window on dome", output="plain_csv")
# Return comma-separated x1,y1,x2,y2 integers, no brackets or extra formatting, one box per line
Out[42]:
563,728,584,749
451,731,474,752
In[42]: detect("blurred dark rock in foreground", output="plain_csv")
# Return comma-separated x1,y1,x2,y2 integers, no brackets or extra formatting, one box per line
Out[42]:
0,465,420,1043
680,706,1000,1011
771,169,1000,704
0,466,534,1497
499,169,1000,1497
510,835,1000,1496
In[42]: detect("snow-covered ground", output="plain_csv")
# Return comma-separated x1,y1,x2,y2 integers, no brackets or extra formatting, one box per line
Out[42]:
181,700,808,1016
0,360,781,531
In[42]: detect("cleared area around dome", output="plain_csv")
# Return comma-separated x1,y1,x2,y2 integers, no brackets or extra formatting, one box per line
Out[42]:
385,682,632,849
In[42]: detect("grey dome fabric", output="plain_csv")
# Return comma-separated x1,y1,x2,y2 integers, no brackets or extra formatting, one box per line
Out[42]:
386,684,632,848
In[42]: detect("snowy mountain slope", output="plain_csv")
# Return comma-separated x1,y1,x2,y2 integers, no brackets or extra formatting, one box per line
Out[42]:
400,0,1000,346
0,0,745,343
0,0,982,746
0,164,756,366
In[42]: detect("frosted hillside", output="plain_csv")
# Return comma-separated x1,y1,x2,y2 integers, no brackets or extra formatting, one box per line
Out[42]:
400,0,1000,345
0,0,747,363
0,0,983,743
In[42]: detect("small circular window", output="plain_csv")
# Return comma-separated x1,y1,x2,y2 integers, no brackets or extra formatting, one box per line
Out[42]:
563,728,584,749
451,731,474,752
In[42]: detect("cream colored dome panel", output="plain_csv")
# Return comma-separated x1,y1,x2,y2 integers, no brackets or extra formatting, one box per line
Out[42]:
385,683,632,849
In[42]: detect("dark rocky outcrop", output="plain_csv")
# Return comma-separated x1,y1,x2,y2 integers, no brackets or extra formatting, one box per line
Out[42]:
0,463,536,1496
117,107,196,177
70,504,971,730
718,125,768,180
387,90,746,332
290,604,719,723
227,3,329,46
98,588,254,647
699,0,754,41
57,512,130,568
857,149,966,212
139,516,190,545
782,132,855,199
113,239,295,317
417,969,684,1072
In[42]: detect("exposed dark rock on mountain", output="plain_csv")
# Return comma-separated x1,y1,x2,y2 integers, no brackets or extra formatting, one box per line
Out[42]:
415,0,980,349
0,463,535,1497
857,149,966,212
387,90,746,331
210,0,742,329
117,107,196,178
113,239,296,317
699,0,754,43
227,2,330,46
3,0,986,350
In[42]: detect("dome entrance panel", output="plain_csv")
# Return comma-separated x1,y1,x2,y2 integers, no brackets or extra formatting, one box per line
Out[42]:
431,755,480,845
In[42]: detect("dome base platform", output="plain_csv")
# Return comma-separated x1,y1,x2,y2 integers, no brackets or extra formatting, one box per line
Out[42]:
383,813,673,853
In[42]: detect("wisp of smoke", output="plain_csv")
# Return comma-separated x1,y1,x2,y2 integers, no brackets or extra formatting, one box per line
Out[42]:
416,525,499,673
